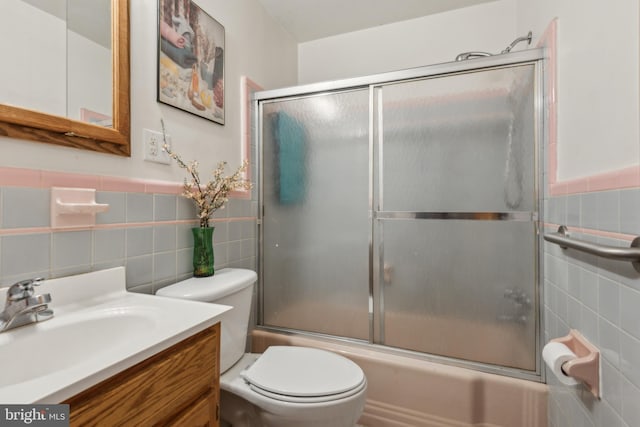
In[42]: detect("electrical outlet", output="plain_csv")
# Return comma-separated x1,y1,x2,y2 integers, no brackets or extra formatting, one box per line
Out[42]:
143,128,171,164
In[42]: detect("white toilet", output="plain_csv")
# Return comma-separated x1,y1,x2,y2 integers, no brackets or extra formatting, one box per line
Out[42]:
156,268,367,427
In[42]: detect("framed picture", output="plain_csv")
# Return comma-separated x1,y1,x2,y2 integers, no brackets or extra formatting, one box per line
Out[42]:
157,0,225,125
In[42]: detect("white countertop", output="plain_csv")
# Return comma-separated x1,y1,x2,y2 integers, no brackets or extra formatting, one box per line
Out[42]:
0,267,230,404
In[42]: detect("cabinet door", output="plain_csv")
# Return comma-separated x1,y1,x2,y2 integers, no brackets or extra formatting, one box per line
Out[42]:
168,391,218,427
66,324,220,426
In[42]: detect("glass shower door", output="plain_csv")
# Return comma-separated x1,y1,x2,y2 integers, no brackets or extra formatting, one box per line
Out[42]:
375,65,539,370
260,89,371,340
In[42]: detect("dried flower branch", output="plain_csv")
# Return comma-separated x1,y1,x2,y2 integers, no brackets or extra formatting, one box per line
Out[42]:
161,120,252,228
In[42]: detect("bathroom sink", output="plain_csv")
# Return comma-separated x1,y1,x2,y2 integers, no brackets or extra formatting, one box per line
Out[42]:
0,267,231,404
0,307,154,387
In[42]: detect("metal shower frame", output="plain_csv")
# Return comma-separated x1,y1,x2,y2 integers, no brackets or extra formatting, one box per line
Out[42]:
252,48,547,382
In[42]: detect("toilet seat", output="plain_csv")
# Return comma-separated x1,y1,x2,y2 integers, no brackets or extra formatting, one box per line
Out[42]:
241,346,366,403
247,378,367,403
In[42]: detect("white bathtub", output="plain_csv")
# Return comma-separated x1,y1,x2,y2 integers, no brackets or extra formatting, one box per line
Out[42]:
252,330,548,427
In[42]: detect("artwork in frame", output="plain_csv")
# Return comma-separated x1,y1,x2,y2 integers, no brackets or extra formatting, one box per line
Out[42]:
157,0,225,124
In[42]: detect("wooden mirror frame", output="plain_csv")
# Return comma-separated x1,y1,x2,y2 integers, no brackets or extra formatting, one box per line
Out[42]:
0,0,130,156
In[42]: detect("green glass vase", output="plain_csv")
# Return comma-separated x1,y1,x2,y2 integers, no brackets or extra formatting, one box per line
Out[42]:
192,226,215,277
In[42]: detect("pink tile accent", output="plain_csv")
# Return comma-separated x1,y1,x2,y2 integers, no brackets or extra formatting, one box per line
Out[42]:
92,219,199,229
0,166,252,201
564,177,589,194
544,223,636,242
229,189,250,199
617,166,640,188
238,76,263,201
551,165,640,196
0,217,257,236
541,18,640,196
144,180,183,195
99,175,149,193
587,170,621,192
548,142,557,185
0,226,52,236
577,227,636,242
538,19,559,192
41,170,102,189
127,177,154,192
0,167,42,187
211,216,256,223
549,182,567,196
583,166,640,193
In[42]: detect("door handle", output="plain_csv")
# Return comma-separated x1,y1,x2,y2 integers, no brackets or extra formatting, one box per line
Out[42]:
383,263,394,285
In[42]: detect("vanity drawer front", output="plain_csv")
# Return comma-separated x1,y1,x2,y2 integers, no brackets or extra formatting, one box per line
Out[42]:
166,390,217,427
66,323,220,426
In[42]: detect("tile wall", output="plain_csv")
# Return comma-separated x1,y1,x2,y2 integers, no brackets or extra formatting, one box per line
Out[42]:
544,189,640,427
0,182,257,294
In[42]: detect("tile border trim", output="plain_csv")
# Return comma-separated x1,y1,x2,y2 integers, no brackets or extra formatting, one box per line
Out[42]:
540,19,640,196
0,166,248,197
544,222,636,242
0,217,257,236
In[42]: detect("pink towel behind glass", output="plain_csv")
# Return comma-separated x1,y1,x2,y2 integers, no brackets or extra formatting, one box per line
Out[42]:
160,21,186,49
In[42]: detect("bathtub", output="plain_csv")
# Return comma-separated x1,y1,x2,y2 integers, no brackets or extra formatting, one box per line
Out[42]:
252,329,548,427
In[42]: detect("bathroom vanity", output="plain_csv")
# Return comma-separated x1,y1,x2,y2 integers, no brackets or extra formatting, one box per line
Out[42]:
0,267,229,427
66,324,220,426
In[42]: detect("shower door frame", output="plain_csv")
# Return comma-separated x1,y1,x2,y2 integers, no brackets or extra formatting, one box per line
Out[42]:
254,48,547,382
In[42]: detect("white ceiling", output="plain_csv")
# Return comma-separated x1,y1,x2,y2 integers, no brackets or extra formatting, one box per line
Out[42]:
257,0,497,42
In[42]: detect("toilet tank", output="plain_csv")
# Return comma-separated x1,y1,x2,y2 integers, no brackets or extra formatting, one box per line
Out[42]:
155,268,257,373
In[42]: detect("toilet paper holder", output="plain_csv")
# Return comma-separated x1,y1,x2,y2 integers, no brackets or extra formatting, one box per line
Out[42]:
551,329,600,398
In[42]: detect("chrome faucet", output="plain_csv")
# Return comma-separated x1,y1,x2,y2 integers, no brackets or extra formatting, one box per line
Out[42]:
0,278,53,332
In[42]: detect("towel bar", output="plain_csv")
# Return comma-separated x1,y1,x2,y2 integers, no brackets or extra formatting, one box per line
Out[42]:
544,225,640,272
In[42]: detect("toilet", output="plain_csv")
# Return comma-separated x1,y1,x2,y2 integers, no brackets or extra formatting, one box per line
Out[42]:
155,268,367,427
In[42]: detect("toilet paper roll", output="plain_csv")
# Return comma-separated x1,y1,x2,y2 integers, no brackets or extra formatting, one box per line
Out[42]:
542,342,580,386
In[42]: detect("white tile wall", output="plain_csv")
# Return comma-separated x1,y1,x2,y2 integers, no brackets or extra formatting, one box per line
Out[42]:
1,188,49,228
0,189,257,294
7,175,636,427
545,191,640,427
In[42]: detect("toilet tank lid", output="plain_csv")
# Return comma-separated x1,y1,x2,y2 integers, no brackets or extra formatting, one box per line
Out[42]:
155,268,257,301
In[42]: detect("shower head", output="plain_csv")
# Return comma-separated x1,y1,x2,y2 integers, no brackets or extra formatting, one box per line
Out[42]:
455,51,493,61
454,31,533,61
501,31,533,54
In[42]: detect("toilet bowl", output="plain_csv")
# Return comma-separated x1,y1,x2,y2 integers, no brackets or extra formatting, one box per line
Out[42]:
155,268,367,427
221,349,366,426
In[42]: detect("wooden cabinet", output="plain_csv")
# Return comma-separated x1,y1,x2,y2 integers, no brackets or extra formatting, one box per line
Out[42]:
65,323,220,427
167,391,217,427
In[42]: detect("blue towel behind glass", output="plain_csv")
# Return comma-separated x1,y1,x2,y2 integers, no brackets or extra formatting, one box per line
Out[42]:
275,112,306,204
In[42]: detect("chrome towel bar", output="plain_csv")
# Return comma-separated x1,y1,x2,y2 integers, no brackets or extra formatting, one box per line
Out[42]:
544,225,640,272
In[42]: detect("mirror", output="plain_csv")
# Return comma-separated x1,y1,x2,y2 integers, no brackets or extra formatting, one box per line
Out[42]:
0,0,130,156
